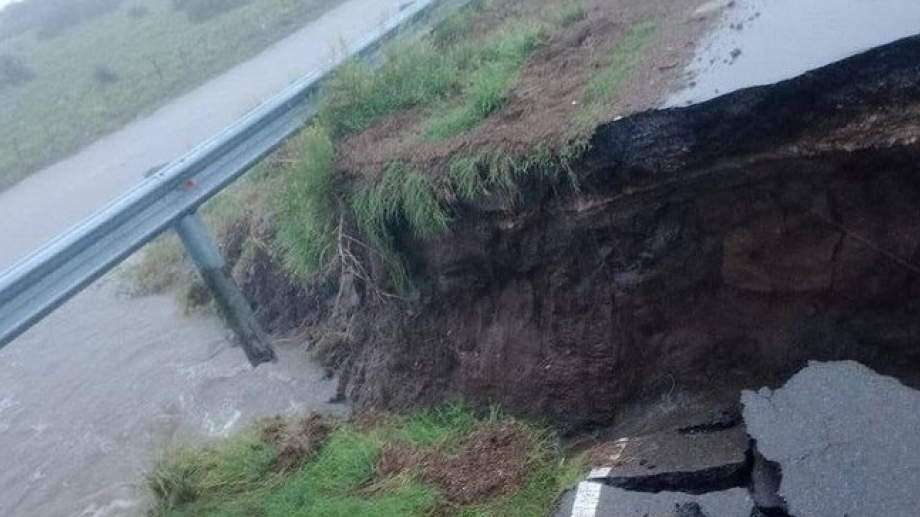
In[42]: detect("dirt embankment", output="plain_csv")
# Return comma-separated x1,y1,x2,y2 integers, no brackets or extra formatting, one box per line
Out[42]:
224,4,920,432
231,0,715,335
320,35,920,432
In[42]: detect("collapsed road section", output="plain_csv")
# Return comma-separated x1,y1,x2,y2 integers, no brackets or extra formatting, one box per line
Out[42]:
554,361,920,517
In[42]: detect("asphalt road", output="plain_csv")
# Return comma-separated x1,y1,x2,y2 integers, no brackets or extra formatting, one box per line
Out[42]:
666,0,920,106
0,1,412,516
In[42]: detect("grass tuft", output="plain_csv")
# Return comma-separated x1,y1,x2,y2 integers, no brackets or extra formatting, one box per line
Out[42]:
347,162,449,290
397,166,451,241
146,429,277,516
274,124,341,280
429,0,481,47
445,139,584,206
126,234,192,295
321,41,456,137
395,402,480,448
424,23,544,140
448,153,488,202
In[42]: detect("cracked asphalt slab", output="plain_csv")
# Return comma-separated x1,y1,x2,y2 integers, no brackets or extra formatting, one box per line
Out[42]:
743,361,920,517
554,361,920,517
585,425,750,494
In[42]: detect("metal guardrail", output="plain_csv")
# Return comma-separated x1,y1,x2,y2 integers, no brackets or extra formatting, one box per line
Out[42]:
0,0,465,358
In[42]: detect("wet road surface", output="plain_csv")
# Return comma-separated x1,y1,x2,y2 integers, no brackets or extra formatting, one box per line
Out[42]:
0,1,413,515
668,0,920,106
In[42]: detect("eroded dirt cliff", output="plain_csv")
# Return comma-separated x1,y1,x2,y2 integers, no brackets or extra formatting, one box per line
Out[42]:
327,35,920,431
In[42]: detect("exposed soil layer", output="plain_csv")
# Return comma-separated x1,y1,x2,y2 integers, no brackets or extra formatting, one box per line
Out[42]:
336,0,712,180
373,423,532,505
331,34,920,432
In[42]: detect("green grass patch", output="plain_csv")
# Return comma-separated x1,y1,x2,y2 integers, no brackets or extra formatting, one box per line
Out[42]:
146,405,582,517
422,23,545,140
147,428,279,516
126,234,191,296
274,124,342,281
394,403,481,448
0,0,342,189
273,124,449,289
320,40,458,137
573,20,656,134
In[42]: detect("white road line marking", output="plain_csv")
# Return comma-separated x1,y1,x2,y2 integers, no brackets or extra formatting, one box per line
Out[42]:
587,467,612,479
571,481,603,517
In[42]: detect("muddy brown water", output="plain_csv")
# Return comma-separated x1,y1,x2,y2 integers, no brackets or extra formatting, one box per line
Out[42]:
667,0,920,107
0,1,416,516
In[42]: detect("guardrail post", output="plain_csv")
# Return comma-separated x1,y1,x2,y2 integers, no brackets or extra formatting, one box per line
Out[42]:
174,213,276,366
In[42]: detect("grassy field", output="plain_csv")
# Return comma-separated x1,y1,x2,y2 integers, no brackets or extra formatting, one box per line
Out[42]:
146,405,583,517
0,0,341,190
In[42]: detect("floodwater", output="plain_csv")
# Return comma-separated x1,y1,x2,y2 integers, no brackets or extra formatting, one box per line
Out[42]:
667,0,920,106
0,1,414,516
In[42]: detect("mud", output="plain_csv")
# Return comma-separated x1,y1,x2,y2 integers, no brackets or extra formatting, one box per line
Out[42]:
332,33,920,432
